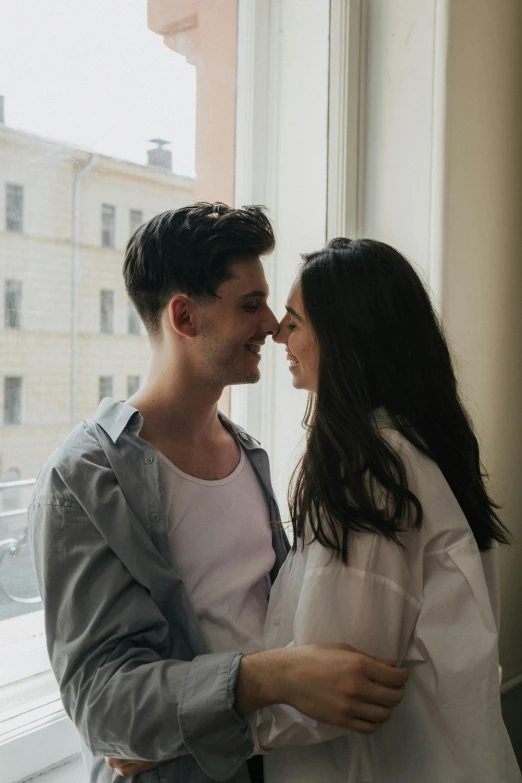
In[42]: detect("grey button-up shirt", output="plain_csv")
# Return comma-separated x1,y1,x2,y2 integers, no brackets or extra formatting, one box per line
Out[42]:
28,398,290,783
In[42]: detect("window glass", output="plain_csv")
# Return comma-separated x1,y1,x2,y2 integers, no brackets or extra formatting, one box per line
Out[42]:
0,0,238,697
5,279,22,329
99,376,114,402
5,183,24,232
128,299,141,335
1,468,21,511
129,209,143,236
127,375,140,397
100,289,115,334
4,377,22,425
101,204,116,248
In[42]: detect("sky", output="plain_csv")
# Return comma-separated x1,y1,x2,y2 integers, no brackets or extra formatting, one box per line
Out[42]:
0,0,196,175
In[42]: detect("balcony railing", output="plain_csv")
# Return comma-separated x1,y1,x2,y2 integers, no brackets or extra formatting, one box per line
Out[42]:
0,479,40,606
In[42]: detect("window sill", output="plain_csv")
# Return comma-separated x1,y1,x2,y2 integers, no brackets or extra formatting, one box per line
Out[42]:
0,612,81,783
21,754,85,783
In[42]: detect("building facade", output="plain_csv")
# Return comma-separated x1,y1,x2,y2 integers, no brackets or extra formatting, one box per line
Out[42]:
0,122,194,525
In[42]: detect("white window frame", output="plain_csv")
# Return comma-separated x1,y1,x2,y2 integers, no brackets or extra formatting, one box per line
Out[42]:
232,0,345,505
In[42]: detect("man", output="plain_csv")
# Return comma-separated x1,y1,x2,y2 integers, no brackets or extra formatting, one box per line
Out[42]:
29,203,407,783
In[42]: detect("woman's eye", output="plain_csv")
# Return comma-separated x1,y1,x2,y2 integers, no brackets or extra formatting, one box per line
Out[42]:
287,322,297,330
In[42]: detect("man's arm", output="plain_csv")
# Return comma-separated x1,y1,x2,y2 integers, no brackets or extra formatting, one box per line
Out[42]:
236,644,406,732
106,646,406,776
28,494,252,779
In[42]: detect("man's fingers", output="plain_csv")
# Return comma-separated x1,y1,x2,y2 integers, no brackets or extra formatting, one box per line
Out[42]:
366,658,408,688
105,758,159,777
344,718,384,735
348,699,393,725
363,679,405,708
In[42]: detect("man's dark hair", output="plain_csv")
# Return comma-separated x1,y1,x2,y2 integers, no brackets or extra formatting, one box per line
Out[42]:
123,202,275,336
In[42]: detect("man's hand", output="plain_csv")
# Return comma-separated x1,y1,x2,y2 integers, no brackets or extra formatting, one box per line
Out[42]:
236,643,407,734
105,757,162,777
105,644,408,775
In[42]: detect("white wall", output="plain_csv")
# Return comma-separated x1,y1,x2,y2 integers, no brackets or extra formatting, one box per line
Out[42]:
442,0,522,684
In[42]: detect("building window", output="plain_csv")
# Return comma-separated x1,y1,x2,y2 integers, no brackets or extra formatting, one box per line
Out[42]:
130,209,143,236
101,204,116,248
100,290,114,334
128,300,141,335
127,375,140,398
98,376,113,402
4,377,22,426
6,183,24,232
5,279,22,329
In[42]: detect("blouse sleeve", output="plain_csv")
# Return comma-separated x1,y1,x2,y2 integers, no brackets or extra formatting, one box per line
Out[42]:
255,531,423,751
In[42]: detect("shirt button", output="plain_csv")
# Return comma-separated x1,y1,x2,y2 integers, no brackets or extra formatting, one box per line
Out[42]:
145,456,154,464
151,512,160,522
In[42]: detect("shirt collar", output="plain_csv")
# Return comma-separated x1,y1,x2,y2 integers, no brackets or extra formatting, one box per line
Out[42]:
94,397,141,444
93,397,262,450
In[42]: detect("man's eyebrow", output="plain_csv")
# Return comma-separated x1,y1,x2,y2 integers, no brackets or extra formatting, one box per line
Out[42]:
238,290,268,300
285,305,303,320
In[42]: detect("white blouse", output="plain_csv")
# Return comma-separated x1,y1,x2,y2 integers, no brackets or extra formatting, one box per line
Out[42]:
255,426,520,783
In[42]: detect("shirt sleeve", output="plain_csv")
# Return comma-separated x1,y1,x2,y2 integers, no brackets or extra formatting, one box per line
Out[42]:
28,471,253,779
255,532,423,751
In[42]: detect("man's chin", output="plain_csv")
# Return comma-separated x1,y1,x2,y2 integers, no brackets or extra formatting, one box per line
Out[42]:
228,370,260,386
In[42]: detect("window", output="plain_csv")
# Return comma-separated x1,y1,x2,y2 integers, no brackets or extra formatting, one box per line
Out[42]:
101,203,115,248
128,299,141,335
5,279,22,329
127,375,140,397
5,183,24,232
100,290,114,334
98,375,113,402
4,377,22,425
130,209,143,236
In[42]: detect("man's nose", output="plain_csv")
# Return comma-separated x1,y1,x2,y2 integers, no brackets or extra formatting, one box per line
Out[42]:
261,306,280,337
272,321,287,344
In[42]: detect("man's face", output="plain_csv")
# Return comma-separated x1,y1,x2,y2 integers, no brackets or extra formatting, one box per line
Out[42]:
195,257,279,388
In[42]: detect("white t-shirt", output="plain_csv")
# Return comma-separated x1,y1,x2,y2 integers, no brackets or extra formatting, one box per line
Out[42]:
158,446,276,655
256,425,520,783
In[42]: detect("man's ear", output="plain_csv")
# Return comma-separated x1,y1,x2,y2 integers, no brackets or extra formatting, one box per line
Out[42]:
167,295,198,337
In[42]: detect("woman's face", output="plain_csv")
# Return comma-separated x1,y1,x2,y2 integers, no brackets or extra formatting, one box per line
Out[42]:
273,280,319,392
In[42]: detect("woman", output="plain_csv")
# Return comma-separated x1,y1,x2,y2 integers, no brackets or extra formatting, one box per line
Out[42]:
255,238,519,782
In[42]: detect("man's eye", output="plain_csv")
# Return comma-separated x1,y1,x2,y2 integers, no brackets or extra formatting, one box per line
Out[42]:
244,304,259,312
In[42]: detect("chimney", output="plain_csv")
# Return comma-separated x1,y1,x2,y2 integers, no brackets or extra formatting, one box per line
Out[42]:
147,139,172,171
0,96,4,125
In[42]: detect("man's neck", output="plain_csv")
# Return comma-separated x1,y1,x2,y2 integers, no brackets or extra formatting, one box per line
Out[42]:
127,357,227,447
